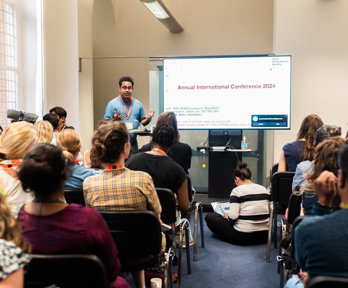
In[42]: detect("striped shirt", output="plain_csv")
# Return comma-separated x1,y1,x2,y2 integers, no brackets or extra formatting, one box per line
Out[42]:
228,183,270,233
83,167,162,215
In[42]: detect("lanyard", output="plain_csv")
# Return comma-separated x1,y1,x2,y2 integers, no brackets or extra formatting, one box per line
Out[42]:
119,96,133,120
72,160,80,166
105,165,124,170
151,148,167,156
0,160,22,168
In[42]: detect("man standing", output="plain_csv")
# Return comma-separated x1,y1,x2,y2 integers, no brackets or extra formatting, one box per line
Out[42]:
104,76,154,154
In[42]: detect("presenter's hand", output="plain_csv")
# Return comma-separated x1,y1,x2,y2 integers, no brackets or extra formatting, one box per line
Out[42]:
113,110,124,121
148,110,155,120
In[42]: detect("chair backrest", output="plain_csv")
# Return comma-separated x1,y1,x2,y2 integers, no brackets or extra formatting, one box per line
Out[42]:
64,189,85,206
99,210,162,271
25,254,108,288
187,175,193,203
290,216,306,263
270,163,279,182
156,188,177,225
271,171,295,208
307,276,348,288
287,193,302,229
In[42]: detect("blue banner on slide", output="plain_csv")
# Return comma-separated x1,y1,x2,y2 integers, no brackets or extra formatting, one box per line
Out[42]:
251,115,288,127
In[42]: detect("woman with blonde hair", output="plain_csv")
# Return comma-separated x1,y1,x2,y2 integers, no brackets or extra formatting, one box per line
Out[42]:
0,178,29,288
57,129,99,190
34,120,53,144
278,114,323,172
0,122,36,215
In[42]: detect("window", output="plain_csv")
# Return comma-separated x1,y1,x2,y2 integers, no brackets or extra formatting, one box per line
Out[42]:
0,0,18,128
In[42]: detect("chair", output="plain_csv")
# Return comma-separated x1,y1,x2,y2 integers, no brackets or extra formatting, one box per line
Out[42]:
64,189,85,206
186,175,205,261
156,188,191,288
270,171,295,248
99,210,162,272
307,276,348,288
24,254,108,288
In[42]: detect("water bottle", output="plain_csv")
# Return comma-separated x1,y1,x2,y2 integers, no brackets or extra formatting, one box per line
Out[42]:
241,135,247,150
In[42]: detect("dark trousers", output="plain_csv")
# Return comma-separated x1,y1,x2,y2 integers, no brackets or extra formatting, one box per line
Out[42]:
205,212,268,245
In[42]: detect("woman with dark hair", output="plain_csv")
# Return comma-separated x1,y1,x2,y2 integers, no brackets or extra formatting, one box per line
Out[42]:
83,121,162,288
139,112,192,174
126,123,190,213
17,143,129,288
205,162,270,245
278,114,323,172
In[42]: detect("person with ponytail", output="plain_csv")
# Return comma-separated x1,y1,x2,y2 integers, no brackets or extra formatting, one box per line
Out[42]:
57,129,99,190
205,162,270,245
278,114,323,172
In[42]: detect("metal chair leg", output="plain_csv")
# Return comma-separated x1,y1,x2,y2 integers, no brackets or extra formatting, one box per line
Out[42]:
266,202,274,262
184,225,191,274
193,204,198,261
273,202,278,248
199,204,205,248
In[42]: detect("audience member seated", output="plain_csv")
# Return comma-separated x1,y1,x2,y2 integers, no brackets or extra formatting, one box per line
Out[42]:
278,114,323,172
0,180,29,288
17,143,129,288
302,136,344,214
205,162,270,245
126,123,190,214
83,121,162,288
0,122,36,216
57,129,99,190
139,112,192,174
285,143,348,288
34,120,54,144
49,106,74,134
292,126,342,214
43,113,59,145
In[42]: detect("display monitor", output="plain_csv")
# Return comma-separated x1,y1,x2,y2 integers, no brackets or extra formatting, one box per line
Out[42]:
163,55,291,130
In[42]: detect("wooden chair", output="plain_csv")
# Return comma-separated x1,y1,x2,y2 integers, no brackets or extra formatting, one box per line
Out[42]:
156,188,191,288
24,254,108,288
64,189,85,206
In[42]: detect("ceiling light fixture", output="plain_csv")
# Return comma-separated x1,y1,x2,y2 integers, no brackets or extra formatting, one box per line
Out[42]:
140,0,184,33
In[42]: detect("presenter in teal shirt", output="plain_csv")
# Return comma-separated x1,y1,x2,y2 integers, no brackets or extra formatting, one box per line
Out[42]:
104,76,154,154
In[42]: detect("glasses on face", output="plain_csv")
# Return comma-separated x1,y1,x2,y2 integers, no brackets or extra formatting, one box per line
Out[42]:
121,86,133,90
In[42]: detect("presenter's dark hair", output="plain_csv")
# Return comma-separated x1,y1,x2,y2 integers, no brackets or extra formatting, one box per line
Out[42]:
43,113,59,130
339,143,348,181
49,106,67,118
233,162,252,181
152,124,176,150
119,76,134,87
90,121,129,168
156,112,179,141
19,143,67,196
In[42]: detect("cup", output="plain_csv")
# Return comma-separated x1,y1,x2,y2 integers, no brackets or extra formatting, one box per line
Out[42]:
151,277,162,288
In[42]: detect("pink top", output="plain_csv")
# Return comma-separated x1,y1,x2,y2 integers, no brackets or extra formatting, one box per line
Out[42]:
18,203,129,288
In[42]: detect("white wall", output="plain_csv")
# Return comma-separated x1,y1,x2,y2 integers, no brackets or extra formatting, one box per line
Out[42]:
43,0,79,131
273,0,348,163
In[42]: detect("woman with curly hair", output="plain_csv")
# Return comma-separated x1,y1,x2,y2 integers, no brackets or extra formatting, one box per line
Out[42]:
301,136,345,213
0,178,29,288
278,114,323,172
